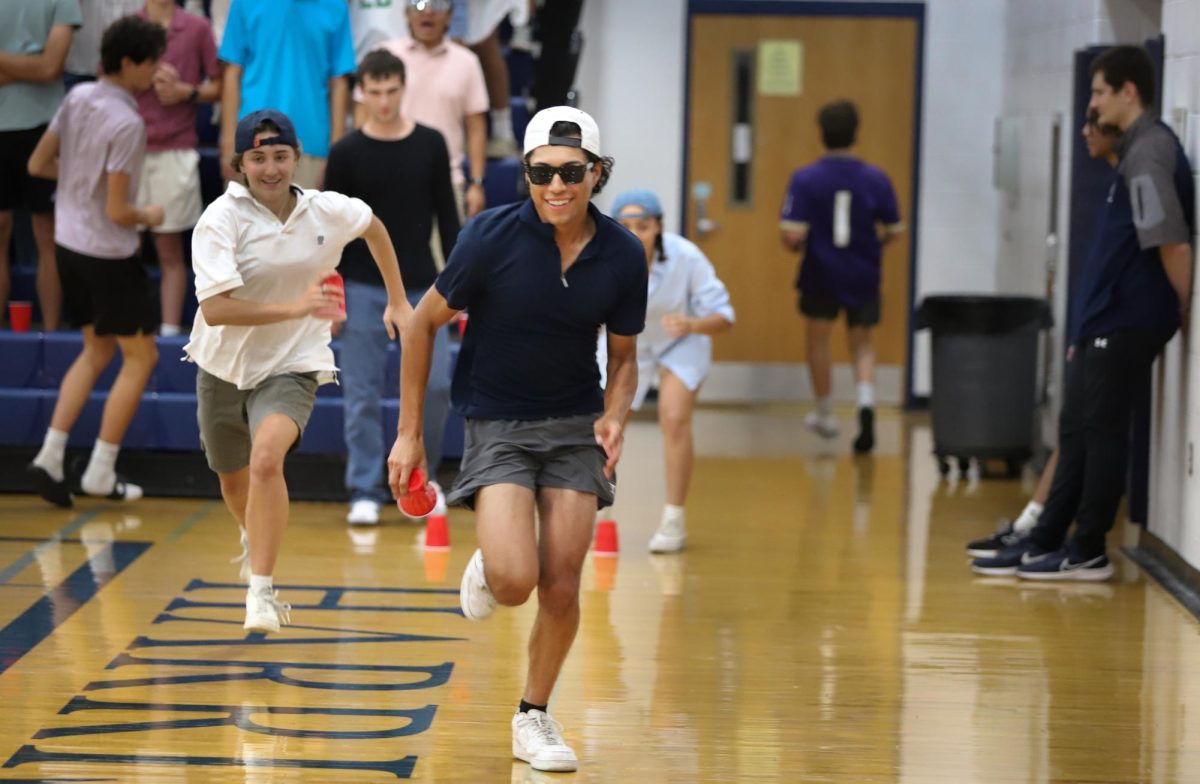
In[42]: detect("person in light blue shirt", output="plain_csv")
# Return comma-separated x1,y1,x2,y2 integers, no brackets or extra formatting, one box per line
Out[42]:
217,0,356,188
609,188,735,554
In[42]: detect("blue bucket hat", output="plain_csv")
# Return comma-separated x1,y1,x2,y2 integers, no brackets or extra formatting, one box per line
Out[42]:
611,189,663,220
235,109,300,154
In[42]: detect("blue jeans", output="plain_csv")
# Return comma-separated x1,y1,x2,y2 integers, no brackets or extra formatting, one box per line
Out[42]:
341,281,452,503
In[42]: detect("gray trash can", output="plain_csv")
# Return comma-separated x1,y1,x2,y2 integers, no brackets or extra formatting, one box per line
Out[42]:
915,295,1052,476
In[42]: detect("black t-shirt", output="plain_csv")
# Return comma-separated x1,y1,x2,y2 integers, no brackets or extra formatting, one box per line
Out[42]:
436,200,648,420
324,125,461,291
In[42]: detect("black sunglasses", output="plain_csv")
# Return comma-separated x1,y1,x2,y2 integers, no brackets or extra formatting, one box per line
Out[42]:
524,161,595,185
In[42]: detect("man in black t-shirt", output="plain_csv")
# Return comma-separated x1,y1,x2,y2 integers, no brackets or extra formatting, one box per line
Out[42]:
387,106,647,773
325,48,461,526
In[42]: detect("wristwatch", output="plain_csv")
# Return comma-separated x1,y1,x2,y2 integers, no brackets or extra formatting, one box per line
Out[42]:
188,85,199,103
468,176,485,187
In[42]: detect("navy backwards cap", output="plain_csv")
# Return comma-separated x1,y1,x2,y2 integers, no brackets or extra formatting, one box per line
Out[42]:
611,189,663,219
234,109,300,154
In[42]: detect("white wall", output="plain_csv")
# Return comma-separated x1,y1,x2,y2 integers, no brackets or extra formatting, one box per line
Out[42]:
572,0,1007,399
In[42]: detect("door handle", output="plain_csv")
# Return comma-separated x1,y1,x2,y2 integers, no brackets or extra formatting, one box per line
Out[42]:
693,181,719,238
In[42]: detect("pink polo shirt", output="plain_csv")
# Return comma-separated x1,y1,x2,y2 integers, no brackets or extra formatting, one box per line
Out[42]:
135,7,219,152
361,36,488,186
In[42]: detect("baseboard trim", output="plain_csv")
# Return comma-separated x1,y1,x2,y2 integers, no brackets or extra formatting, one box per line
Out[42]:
1125,528,1200,623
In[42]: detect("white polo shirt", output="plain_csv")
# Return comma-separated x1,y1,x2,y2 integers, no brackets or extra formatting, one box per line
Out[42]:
184,181,372,390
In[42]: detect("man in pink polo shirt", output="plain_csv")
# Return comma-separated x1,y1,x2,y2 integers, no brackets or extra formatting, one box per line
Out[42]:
137,0,220,337
359,0,489,219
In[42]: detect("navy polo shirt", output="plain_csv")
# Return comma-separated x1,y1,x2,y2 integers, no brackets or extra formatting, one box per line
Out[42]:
1072,115,1195,342
435,199,648,420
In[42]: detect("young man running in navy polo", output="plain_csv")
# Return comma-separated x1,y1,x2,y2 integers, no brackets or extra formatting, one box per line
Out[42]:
387,106,646,772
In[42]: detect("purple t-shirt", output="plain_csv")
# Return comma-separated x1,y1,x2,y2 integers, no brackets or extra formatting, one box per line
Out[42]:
780,155,901,306
136,8,219,151
50,80,146,259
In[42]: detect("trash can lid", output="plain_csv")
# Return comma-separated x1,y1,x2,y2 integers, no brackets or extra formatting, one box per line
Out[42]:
915,295,1052,334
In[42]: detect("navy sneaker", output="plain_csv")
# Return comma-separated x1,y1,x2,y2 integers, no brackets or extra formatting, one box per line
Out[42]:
966,520,1026,558
971,539,1052,576
1016,549,1114,581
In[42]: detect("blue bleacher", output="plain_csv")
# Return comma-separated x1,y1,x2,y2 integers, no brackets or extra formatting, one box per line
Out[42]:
0,332,465,458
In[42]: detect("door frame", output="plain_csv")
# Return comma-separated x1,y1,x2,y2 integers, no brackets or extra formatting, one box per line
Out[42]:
682,0,927,406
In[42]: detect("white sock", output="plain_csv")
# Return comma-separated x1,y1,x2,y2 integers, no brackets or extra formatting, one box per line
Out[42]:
816,398,833,418
80,439,120,494
857,382,875,409
159,323,181,337
490,107,514,140
33,428,69,482
249,574,273,593
1013,500,1043,535
662,504,685,523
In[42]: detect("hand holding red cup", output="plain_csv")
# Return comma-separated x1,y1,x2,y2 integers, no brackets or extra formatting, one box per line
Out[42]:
314,272,346,321
398,466,437,518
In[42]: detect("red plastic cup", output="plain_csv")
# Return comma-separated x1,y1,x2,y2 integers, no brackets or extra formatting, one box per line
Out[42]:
314,272,346,321
398,467,437,518
8,301,32,332
457,312,468,337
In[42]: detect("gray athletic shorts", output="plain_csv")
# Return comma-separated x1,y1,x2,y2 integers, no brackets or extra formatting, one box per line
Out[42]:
196,367,318,474
448,414,615,510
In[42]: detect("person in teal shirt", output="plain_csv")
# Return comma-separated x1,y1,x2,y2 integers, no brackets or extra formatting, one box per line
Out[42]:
0,0,82,332
217,0,356,189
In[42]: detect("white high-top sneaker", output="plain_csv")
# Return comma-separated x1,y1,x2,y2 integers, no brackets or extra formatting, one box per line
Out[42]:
648,509,687,553
512,709,577,772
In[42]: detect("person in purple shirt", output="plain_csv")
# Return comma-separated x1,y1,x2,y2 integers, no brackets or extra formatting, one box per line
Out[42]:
780,100,904,453
136,0,221,337
25,16,166,508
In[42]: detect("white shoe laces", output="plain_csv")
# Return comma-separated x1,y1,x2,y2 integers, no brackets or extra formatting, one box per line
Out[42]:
525,712,565,748
255,588,292,626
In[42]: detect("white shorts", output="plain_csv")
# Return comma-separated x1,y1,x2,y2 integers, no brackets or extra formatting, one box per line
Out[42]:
136,148,202,233
465,0,530,45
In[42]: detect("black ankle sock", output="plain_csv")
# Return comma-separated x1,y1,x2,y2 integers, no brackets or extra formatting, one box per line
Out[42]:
518,700,548,715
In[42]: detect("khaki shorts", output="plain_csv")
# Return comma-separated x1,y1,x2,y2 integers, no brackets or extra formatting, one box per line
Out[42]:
293,154,326,190
448,414,615,510
196,368,318,474
136,148,202,233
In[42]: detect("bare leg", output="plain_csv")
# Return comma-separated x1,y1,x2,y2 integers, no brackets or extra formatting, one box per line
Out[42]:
524,487,594,705
152,232,186,332
805,317,835,399
470,30,511,112
474,483,539,606
658,369,699,507
48,326,117,432
846,325,875,386
0,211,12,322
97,334,158,444
219,467,250,527
31,213,60,331
244,414,299,576
1033,448,1059,506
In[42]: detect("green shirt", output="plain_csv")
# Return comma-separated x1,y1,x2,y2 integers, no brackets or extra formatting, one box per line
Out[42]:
0,0,82,131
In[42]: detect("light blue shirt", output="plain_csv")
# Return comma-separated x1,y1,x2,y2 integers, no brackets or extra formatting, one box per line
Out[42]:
0,0,82,131
219,0,355,159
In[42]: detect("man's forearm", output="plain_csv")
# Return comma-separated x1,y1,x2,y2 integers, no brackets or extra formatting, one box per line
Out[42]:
329,76,348,145
398,323,435,436
0,51,60,83
603,356,638,421
1161,242,1194,313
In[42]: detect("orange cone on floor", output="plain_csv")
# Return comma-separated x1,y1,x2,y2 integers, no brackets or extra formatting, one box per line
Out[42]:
424,513,450,551
593,518,618,556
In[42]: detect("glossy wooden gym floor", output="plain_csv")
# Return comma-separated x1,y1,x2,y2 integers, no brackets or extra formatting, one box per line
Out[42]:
1,407,1198,783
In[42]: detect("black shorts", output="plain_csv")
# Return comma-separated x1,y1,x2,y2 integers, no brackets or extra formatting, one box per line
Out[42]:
799,291,881,327
56,244,158,336
0,126,56,213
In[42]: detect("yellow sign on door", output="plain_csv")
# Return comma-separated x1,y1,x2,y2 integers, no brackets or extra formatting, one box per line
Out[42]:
757,40,803,96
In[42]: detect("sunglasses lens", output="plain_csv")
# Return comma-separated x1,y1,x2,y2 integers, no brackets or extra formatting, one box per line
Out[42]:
559,164,586,184
526,166,554,185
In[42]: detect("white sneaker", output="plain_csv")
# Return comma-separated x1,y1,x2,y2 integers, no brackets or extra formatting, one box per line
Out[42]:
648,515,686,553
460,548,496,621
347,499,381,526
804,410,840,438
512,710,578,772
243,586,291,634
230,528,251,583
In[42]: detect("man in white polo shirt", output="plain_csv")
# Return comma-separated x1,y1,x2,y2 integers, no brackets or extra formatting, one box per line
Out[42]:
187,109,412,634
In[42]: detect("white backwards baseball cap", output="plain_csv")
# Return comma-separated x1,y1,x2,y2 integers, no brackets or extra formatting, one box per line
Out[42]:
522,106,601,157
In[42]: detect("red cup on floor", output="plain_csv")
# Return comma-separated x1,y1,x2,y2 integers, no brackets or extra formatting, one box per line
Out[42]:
314,272,346,321
398,467,437,518
8,301,32,332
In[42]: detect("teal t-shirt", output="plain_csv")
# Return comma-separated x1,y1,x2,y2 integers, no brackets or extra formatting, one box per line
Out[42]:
0,0,83,131
219,0,356,159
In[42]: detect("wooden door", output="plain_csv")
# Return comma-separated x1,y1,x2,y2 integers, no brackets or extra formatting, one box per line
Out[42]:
686,9,920,370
